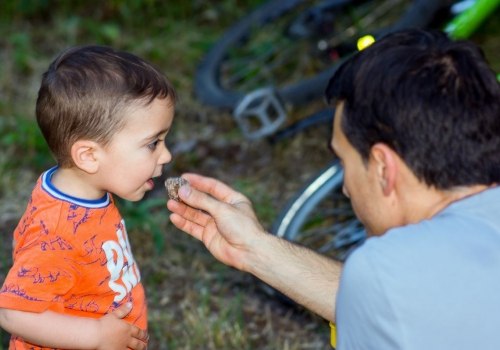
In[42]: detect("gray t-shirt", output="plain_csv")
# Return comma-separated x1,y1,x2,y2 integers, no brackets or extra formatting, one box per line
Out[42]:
336,186,500,349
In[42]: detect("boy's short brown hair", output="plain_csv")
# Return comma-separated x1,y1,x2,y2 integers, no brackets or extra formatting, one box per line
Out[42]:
36,45,177,168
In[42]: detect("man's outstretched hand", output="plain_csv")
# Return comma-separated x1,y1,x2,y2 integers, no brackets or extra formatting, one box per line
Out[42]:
167,173,266,272
167,173,341,322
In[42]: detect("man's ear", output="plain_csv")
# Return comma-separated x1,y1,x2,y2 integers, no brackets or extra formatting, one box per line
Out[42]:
370,143,398,196
71,140,100,174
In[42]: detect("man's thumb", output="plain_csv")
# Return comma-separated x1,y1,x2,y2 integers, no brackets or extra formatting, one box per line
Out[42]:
178,184,191,199
112,302,133,319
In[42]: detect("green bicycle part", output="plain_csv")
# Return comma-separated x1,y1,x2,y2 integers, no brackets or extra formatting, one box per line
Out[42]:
445,0,500,39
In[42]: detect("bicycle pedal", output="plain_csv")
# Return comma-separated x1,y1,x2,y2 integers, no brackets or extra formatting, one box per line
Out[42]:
233,87,287,140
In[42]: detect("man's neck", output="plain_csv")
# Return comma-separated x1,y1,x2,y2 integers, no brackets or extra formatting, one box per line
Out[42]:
403,183,495,225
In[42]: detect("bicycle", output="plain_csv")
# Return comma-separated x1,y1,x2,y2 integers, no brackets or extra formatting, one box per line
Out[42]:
260,13,500,348
193,0,500,347
195,0,500,264
195,0,456,110
195,1,500,348
195,0,500,134
270,0,500,266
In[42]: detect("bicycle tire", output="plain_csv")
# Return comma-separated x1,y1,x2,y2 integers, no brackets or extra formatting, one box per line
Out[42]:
268,107,335,143
195,0,444,109
270,160,366,262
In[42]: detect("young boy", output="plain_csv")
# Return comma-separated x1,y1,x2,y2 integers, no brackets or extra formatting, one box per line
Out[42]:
0,45,176,349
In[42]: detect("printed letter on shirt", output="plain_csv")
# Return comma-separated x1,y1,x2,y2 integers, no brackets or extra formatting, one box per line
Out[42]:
102,221,141,302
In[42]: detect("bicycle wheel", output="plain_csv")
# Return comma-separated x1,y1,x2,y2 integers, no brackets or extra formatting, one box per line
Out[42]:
195,0,444,109
271,161,366,262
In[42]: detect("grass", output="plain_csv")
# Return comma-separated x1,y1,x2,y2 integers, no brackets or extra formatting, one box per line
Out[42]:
1,1,500,349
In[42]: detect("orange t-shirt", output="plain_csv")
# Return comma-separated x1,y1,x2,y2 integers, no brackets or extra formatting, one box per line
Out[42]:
0,167,147,349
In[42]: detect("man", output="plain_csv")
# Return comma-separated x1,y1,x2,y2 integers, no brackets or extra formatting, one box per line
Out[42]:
167,29,500,349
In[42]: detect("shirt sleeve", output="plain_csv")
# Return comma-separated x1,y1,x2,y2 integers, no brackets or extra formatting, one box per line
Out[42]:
0,229,81,314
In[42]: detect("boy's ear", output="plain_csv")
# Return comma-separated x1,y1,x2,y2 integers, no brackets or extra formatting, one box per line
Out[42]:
71,140,100,174
370,143,398,196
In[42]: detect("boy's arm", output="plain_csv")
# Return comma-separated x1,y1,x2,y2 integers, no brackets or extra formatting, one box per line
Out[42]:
0,303,148,350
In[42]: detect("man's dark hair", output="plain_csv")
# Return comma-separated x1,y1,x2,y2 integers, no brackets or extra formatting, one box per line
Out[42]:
36,45,177,168
326,29,500,189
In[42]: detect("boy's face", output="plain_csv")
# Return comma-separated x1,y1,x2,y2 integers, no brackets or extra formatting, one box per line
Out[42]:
97,97,174,201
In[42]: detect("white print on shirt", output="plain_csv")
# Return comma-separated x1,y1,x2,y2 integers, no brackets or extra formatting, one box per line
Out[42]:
102,220,141,302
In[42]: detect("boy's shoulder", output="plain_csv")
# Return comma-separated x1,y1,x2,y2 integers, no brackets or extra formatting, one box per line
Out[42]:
15,169,120,245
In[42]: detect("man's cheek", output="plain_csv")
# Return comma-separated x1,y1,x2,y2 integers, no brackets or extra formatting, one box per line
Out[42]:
342,184,350,198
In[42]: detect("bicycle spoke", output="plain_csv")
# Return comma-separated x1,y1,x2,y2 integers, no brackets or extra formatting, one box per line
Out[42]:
217,1,339,92
283,183,366,259
229,47,299,89
326,0,409,48
298,215,357,241
195,0,434,108
221,37,307,90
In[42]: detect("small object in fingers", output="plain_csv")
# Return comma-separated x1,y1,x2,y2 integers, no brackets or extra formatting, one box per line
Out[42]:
165,177,190,202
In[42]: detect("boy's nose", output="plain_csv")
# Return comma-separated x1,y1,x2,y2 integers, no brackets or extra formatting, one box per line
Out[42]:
159,144,172,165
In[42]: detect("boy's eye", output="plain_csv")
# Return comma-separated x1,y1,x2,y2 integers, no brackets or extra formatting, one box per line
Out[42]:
148,139,160,150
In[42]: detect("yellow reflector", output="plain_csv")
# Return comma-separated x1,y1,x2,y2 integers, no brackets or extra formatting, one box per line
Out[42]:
330,322,337,348
357,35,375,51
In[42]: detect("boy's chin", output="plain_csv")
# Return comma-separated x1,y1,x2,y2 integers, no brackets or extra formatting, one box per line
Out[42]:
118,192,147,202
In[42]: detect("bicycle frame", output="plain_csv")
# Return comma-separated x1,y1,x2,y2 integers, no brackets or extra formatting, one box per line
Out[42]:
445,0,500,39
232,0,499,141
444,0,500,81
236,1,500,347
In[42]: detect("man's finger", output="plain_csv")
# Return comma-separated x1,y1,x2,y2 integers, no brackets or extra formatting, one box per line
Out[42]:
111,302,132,319
167,199,211,227
169,212,208,241
181,173,248,203
177,183,227,215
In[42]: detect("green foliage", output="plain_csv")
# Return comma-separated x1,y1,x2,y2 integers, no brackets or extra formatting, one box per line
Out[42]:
77,18,122,45
0,115,53,171
115,197,168,256
7,32,36,73
233,178,278,227
2,0,50,19
470,7,500,72
0,328,9,350
1,0,266,29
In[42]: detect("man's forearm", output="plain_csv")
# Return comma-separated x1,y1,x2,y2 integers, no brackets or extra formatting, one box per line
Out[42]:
0,308,101,348
244,232,342,322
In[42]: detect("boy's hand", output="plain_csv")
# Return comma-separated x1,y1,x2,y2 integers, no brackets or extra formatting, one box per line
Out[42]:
97,303,148,350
